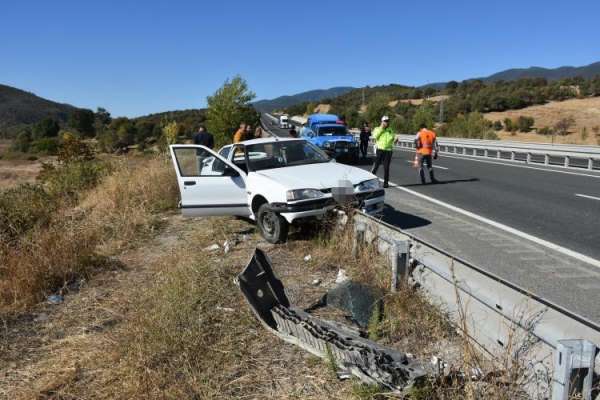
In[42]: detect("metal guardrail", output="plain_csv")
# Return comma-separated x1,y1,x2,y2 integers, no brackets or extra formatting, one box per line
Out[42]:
395,135,600,171
353,212,600,400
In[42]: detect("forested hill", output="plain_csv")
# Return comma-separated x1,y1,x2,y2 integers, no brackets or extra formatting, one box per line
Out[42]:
252,86,355,112
0,84,78,136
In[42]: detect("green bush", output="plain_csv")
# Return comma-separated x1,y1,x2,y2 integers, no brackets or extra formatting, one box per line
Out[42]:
0,184,56,241
440,112,498,140
517,116,535,132
38,160,109,200
11,130,32,153
493,120,503,131
538,126,553,135
31,137,60,154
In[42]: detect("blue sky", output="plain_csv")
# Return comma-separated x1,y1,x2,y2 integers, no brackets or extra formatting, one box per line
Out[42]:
2,0,599,117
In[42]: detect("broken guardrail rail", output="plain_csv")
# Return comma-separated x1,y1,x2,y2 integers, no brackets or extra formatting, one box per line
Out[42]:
235,248,427,393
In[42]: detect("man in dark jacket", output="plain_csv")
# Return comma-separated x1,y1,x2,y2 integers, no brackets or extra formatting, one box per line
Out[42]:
359,122,371,159
193,125,214,149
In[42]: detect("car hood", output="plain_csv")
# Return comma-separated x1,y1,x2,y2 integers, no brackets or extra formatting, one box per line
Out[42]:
255,162,376,190
311,136,356,146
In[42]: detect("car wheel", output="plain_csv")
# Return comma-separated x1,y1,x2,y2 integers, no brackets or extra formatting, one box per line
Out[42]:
257,203,289,244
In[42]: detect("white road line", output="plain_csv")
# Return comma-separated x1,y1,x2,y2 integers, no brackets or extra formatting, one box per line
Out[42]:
403,160,448,170
394,147,600,179
575,193,600,201
379,178,600,270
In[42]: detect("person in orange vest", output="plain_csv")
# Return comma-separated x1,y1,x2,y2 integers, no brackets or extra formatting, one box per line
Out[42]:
414,123,440,184
233,122,247,143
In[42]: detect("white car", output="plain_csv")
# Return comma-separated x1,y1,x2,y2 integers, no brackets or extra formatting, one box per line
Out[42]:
169,138,384,243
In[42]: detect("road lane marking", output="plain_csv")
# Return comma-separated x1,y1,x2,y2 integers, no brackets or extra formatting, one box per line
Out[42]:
379,178,600,270
394,147,600,179
403,160,448,170
575,193,600,201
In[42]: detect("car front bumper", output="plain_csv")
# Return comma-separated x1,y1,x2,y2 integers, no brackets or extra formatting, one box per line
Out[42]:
272,190,385,223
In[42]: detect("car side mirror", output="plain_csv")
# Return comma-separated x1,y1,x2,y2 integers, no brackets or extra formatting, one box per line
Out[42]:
223,165,240,177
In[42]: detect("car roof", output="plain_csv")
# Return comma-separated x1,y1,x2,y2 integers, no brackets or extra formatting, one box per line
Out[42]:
317,123,346,128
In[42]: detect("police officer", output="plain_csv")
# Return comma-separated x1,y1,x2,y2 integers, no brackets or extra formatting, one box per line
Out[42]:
370,116,395,188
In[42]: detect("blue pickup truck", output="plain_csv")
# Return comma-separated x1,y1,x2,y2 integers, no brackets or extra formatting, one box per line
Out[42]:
300,114,359,163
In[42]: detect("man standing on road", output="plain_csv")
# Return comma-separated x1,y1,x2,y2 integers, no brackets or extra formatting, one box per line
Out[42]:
370,115,395,188
299,122,312,138
359,122,371,159
233,122,247,143
415,124,439,184
192,125,214,149
289,126,298,138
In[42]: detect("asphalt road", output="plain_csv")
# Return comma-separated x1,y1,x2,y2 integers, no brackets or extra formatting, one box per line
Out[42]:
262,113,600,323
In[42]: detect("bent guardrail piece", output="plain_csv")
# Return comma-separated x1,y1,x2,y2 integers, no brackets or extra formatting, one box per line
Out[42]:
236,248,427,392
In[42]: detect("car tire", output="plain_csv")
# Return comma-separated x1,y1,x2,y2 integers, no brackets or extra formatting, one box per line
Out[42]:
257,203,288,244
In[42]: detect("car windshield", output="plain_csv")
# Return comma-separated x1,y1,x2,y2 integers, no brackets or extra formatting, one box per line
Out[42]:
318,126,348,136
245,140,330,171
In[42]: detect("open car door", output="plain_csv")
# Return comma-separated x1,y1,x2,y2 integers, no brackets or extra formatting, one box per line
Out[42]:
169,145,251,217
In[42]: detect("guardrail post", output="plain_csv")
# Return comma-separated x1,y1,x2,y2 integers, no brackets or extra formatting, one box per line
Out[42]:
497,151,501,159
526,153,532,164
552,339,596,400
484,149,488,157
352,222,366,258
511,151,515,161
390,240,410,292
588,158,594,170
544,154,550,165
564,156,570,168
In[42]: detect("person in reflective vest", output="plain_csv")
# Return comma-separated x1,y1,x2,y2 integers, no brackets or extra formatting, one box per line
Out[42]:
370,115,395,188
415,124,439,184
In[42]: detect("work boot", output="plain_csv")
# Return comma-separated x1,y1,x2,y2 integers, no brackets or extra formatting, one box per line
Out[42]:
383,182,389,188
429,170,439,184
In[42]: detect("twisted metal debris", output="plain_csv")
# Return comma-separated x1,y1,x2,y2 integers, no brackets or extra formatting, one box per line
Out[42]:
236,248,426,392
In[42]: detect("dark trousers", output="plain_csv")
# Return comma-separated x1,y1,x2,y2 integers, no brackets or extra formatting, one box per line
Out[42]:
371,149,392,186
418,154,435,183
360,140,369,158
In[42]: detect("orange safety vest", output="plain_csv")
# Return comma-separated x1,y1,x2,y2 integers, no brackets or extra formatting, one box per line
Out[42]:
417,129,436,155
233,128,245,144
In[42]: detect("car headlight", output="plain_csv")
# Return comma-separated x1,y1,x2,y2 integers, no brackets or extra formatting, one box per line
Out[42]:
323,142,332,148
286,188,325,201
354,179,381,193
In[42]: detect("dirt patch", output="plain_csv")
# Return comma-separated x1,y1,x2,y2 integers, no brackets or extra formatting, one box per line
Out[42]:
0,159,46,190
484,97,600,145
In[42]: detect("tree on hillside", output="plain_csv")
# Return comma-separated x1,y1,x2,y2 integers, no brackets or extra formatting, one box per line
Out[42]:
32,117,60,139
364,94,391,126
69,109,95,137
205,76,259,146
411,105,435,131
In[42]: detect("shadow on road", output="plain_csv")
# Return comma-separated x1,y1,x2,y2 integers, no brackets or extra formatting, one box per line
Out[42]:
380,205,431,230
401,178,479,187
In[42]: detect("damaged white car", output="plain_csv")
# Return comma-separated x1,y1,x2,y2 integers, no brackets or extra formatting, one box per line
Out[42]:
169,138,384,243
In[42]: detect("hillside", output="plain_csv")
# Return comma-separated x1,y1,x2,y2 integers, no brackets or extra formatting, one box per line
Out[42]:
252,86,355,112
0,84,78,136
484,96,600,145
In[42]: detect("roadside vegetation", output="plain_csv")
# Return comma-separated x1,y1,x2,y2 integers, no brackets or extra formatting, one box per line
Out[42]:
285,75,600,143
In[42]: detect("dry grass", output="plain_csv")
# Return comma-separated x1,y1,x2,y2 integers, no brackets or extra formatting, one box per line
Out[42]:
0,156,178,314
484,97,600,145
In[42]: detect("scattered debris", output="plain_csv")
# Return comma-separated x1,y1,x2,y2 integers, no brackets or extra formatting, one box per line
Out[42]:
237,248,427,393
335,268,349,284
307,280,382,328
303,254,312,262
311,278,321,286
223,240,231,254
34,313,49,322
47,294,64,305
203,244,220,252
216,306,235,313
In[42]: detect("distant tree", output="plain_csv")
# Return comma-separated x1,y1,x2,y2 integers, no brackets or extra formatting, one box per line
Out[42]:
305,102,317,115
517,116,535,132
95,107,111,125
69,109,95,136
423,87,437,98
537,126,553,136
162,121,180,147
411,105,435,131
492,120,503,131
205,76,258,146
446,81,459,93
364,94,391,126
553,117,575,136
32,117,60,139
11,128,32,152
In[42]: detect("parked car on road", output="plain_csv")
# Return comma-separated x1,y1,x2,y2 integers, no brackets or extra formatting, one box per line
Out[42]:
169,138,384,243
301,113,359,163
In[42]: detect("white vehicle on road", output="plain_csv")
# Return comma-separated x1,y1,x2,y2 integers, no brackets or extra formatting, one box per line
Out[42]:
169,138,384,243
279,114,290,129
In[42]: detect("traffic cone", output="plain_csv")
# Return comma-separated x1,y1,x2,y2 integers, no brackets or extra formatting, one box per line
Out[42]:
412,154,419,168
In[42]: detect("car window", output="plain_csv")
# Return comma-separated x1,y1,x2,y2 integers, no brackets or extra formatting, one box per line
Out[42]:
172,147,228,177
245,140,329,171
318,126,348,136
219,146,231,160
